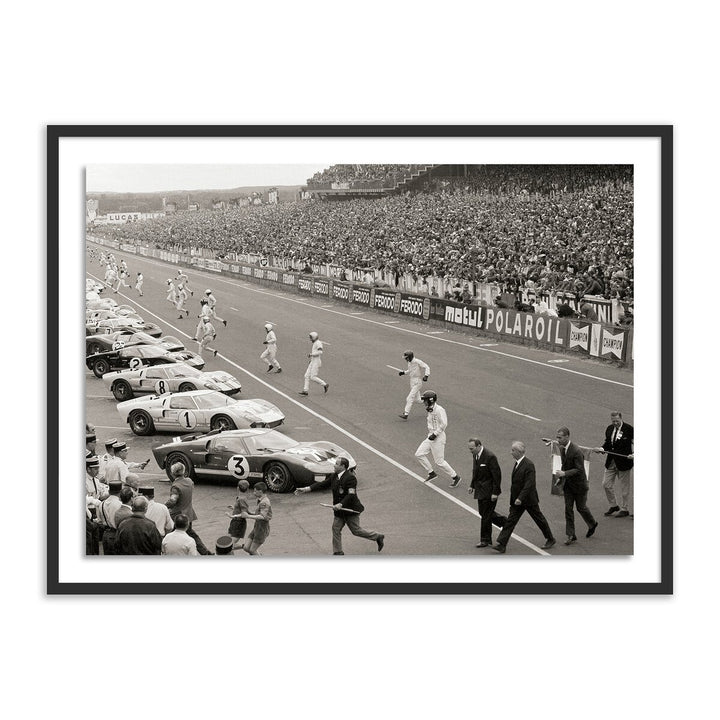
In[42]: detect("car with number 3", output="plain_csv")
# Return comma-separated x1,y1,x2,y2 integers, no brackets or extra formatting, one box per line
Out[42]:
103,362,241,401
151,427,356,493
118,389,284,436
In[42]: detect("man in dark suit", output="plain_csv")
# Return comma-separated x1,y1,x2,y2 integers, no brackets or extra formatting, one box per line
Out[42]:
467,438,507,548
554,427,598,545
492,441,556,553
594,411,634,517
295,457,384,555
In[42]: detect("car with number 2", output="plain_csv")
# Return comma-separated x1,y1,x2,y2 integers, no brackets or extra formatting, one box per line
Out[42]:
102,362,242,401
151,427,356,493
117,389,284,436
86,344,205,378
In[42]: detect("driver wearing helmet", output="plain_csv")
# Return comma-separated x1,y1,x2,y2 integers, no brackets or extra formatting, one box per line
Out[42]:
397,350,430,419
197,316,218,358
299,331,328,396
204,289,227,327
414,390,462,486
166,279,177,305
261,322,282,374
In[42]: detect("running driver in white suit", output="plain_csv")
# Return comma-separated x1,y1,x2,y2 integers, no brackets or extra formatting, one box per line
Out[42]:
261,323,282,373
299,331,328,395
204,289,227,327
397,350,430,419
415,390,462,486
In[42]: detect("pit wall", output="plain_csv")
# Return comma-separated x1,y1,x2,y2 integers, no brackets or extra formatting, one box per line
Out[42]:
88,237,633,367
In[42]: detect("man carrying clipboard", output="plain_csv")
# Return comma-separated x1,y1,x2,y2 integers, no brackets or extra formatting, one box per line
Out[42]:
295,457,384,555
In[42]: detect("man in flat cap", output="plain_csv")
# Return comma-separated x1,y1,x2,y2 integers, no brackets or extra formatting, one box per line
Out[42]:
139,486,174,537
116,496,162,555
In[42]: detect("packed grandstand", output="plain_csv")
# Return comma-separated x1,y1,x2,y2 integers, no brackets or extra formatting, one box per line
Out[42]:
89,164,634,316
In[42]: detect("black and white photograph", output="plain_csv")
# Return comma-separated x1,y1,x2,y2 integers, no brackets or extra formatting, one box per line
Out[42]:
50,127,669,593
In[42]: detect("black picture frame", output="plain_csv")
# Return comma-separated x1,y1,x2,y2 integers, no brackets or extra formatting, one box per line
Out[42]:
48,125,672,595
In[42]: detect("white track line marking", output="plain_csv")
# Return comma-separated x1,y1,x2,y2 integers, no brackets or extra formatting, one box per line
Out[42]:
230,307,241,312
87,269,548,555
97,254,632,389
500,407,542,422
384,321,399,324
548,359,569,363
427,331,445,334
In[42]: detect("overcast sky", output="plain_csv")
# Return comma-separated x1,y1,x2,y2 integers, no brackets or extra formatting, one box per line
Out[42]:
86,164,328,193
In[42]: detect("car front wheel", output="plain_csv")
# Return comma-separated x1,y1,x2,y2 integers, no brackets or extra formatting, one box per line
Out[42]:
112,380,134,401
165,452,195,481
178,382,196,393
210,415,236,432
128,409,155,436
263,462,293,493
92,358,111,378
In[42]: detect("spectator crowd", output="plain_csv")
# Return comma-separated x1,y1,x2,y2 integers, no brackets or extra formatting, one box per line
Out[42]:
91,165,634,306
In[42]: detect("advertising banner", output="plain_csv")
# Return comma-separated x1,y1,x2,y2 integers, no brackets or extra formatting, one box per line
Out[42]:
398,294,431,320
568,321,593,352
482,308,566,346
297,276,313,294
442,301,484,329
281,271,297,287
330,280,351,303
313,278,329,296
373,289,400,313
350,284,371,306
600,328,626,359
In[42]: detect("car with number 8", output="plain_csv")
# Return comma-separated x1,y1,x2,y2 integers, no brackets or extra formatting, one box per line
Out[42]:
151,427,356,493
117,389,284,436
102,362,241,401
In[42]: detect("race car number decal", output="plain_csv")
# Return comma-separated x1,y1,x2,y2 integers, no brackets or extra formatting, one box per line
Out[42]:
129,357,142,370
154,379,169,395
112,341,125,350
227,455,250,478
178,410,197,429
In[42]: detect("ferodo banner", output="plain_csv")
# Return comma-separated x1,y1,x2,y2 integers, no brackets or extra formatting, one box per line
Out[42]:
297,276,313,293
330,280,351,302
313,278,329,296
482,308,565,346
399,293,430,320
373,289,400,313
350,284,371,306
282,272,297,287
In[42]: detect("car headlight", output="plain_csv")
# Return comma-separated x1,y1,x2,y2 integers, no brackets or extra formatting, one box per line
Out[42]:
313,474,327,482
204,382,220,390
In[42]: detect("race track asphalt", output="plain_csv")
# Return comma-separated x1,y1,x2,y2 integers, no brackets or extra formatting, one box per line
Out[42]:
85,246,634,558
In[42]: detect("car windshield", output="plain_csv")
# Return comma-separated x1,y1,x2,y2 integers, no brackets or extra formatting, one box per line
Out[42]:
244,432,298,453
130,332,156,344
137,346,169,358
193,392,233,409
166,365,202,378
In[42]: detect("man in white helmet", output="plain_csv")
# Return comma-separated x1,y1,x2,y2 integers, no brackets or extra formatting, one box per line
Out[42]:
176,268,193,296
193,299,211,341
204,289,227,327
414,390,462,486
174,278,190,319
299,331,328,396
397,350,430,419
197,316,218,359
166,279,177,306
261,323,282,374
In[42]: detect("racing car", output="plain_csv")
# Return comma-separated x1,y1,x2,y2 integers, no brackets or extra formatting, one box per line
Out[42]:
102,362,241,401
86,317,162,338
86,332,203,368
86,344,204,378
151,427,356,493
118,390,284,436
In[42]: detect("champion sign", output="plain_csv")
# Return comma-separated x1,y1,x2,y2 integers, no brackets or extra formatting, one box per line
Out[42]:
569,322,590,350
601,330,625,359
